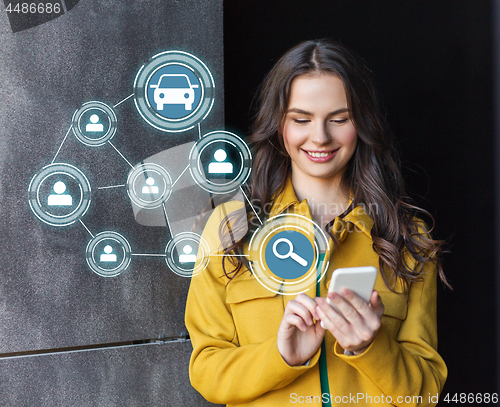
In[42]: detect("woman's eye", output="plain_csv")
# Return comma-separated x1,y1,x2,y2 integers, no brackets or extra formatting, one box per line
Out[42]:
331,119,348,124
293,119,310,124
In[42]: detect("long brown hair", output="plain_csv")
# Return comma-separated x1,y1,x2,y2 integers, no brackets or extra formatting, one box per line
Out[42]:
222,39,449,292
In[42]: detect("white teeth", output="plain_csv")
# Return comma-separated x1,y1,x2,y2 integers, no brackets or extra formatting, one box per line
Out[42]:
306,151,331,158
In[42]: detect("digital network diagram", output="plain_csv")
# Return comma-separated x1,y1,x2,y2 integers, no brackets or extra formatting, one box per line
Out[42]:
27,50,331,296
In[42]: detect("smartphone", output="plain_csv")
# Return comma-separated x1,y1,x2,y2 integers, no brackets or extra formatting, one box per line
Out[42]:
326,266,378,314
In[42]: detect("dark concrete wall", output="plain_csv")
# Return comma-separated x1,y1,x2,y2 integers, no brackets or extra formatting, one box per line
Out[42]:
0,1,223,405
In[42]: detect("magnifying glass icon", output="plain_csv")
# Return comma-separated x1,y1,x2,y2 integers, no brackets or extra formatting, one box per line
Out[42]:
272,238,308,267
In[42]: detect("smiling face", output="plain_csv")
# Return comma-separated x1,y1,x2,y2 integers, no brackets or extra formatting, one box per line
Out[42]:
281,73,357,189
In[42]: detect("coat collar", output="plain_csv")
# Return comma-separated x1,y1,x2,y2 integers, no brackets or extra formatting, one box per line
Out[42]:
268,176,374,240
268,176,302,218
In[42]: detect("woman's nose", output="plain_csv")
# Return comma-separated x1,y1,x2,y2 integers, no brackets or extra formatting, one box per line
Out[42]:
310,122,331,145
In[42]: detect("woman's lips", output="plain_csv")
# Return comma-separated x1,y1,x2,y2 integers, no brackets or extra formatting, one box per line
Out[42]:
302,148,339,162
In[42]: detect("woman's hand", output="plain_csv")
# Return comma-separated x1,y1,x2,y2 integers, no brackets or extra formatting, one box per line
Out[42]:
277,293,326,366
315,289,384,355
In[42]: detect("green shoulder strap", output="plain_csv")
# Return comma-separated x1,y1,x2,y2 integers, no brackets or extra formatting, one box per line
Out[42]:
316,254,331,407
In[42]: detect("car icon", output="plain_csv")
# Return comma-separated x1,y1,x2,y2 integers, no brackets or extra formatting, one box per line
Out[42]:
150,74,199,111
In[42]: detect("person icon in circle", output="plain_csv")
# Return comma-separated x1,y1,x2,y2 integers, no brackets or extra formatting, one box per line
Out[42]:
208,149,233,174
86,114,104,132
100,245,117,262
179,244,197,263
141,177,159,194
48,181,73,206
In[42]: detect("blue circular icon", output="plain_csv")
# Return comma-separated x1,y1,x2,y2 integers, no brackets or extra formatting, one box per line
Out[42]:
134,50,214,132
265,230,315,279
146,64,202,120
248,214,329,295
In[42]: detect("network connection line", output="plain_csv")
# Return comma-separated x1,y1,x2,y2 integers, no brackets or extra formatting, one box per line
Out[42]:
51,124,73,164
211,254,250,257
97,184,126,190
113,94,134,108
131,253,166,257
79,220,95,238
171,165,190,188
108,141,134,169
162,203,172,232
240,186,262,225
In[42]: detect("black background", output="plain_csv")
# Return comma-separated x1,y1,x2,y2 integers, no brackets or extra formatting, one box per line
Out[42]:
224,0,496,397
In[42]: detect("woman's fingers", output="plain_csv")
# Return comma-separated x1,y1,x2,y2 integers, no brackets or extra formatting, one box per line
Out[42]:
316,290,384,353
316,300,344,327
282,313,308,332
277,294,326,366
293,293,320,320
330,290,366,325
316,299,364,348
369,290,385,317
336,289,382,332
284,294,320,328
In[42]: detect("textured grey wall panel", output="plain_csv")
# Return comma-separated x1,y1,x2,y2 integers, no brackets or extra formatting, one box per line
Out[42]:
0,0,223,353
0,340,222,407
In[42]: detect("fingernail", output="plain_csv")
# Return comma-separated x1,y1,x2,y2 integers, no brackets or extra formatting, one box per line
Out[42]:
320,321,326,329
326,297,332,305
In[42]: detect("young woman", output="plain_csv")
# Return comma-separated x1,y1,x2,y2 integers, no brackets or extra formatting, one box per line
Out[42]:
185,39,448,406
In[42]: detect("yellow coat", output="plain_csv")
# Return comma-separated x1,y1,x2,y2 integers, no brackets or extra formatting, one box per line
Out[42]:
185,178,447,406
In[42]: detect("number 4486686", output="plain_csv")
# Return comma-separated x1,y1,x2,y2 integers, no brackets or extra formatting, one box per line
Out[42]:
442,393,498,403
5,3,61,14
